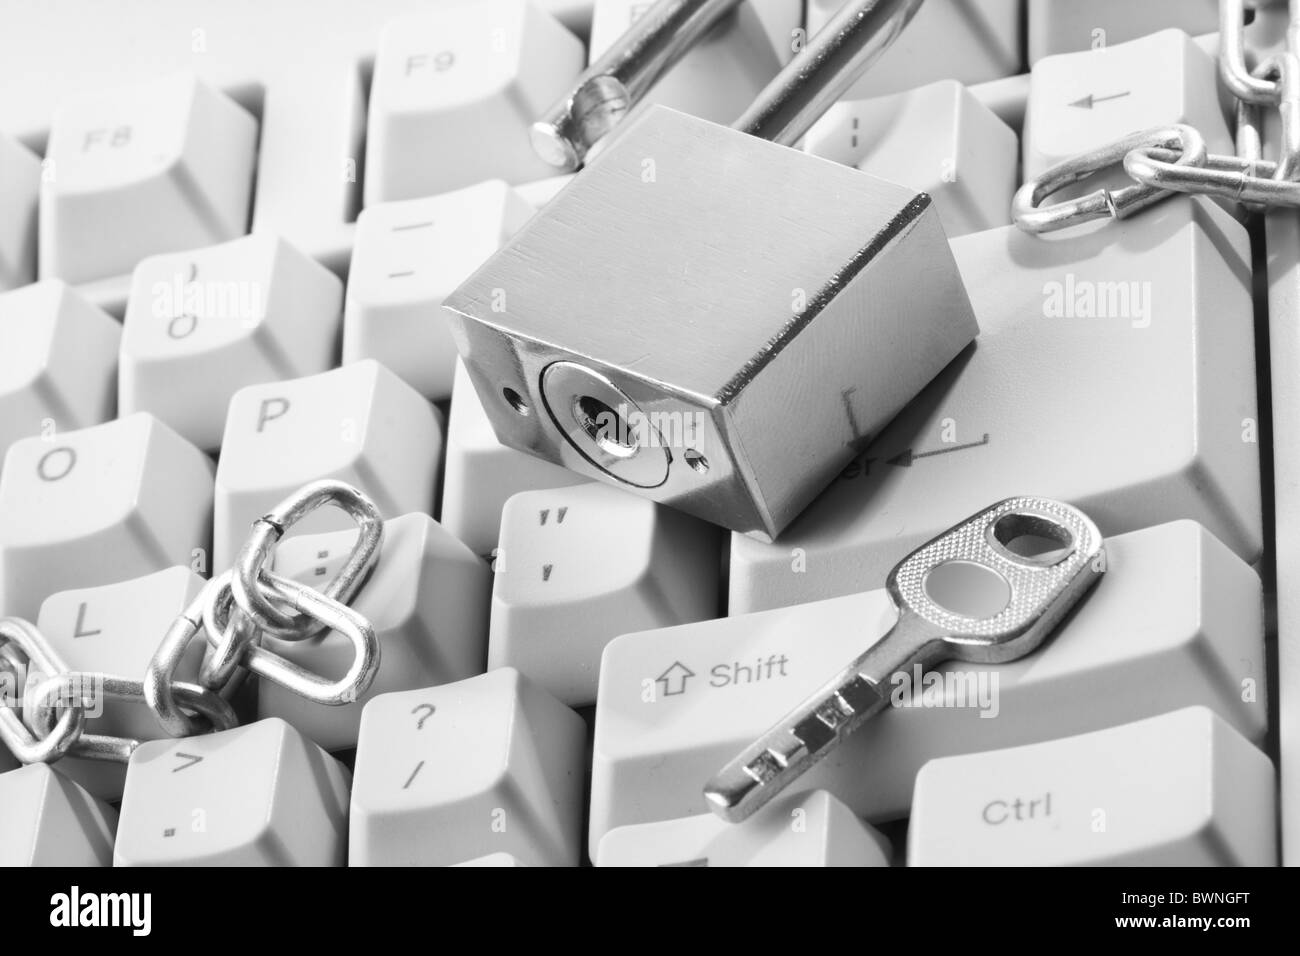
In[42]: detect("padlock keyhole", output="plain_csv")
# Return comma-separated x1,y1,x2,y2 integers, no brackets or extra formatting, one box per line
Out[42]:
573,395,638,459
539,361,670,489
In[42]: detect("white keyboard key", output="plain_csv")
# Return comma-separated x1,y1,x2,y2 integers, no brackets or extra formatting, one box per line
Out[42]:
0,413,213,619
263,511,491,751
807,0,1020,99
0,280,120,460
350,668,586,866
1028,0,1219,63
592,519,1266,845
0,764,117,866
587,0,799,128
454,852,526,866
120,234,343,451
802,80,1018,237
597,790,891,867
115,718,350,866
491,483,719,706
0,131,40,290
39,73,257,284
213,359,442,568
731,198,1260,613
1024,29,1232,182
363,0,585,205
343,181,533,401
0,2,595,309
909,707,1277,866
442,360,585,560
36,566,208,799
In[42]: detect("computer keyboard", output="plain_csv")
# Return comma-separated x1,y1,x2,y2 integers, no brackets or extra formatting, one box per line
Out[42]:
0,0,1294,870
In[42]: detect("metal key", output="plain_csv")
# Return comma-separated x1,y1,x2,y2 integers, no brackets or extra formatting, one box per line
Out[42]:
703,496,1106,822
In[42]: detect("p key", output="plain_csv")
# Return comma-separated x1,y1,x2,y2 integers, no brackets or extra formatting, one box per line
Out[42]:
704,496,1106,822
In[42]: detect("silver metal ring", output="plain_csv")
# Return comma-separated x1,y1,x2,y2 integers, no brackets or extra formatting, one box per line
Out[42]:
207,571,380,707
24,671,238,764
1012,125,1208,234
232,479,384,640
146,586,247,738
0,618,86,764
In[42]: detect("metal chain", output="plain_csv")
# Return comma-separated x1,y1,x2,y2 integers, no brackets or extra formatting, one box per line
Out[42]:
1014,0,1300,233
0,479,385,764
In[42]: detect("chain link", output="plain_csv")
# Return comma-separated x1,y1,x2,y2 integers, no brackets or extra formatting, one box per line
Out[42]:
1014,0,1300,233
0,479,386,764
232,480,383,641
0,618,86,763
1223,0,1282,104
201,568,380,706
1012,126,1209,233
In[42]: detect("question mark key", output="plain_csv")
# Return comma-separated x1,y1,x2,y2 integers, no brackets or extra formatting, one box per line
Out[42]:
351,669,586,866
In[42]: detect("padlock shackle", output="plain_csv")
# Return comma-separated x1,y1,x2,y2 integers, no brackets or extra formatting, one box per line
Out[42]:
733,0,925,146
532,0,925,171
532,0,745,171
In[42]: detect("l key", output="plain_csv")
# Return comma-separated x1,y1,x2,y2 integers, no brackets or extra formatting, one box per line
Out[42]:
703,496,1106,823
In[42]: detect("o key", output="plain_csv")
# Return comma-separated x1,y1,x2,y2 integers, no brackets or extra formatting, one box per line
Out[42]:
704,496,1106,823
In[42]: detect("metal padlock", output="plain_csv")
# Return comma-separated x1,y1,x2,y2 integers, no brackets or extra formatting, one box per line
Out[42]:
443,0,978,541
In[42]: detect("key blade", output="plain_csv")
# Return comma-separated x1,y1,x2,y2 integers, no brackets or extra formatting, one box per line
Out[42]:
703,660,889,823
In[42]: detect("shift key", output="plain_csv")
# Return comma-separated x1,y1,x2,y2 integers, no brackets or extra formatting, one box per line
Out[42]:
589,519,1265,853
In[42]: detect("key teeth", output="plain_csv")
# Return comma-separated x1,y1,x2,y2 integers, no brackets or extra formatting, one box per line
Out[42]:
816,695,854,729
704,742,799,824
744,750,784,784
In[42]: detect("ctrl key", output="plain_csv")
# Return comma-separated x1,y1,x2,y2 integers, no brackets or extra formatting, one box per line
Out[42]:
907,707,1276,867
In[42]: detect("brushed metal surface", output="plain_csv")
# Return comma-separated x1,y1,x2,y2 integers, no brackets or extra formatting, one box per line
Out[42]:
444,107,977,539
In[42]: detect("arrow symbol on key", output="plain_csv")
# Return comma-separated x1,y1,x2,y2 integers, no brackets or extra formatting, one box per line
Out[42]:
172,753,203,772
1068,91,1130,109
656,661,695,697
887,433,989,467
